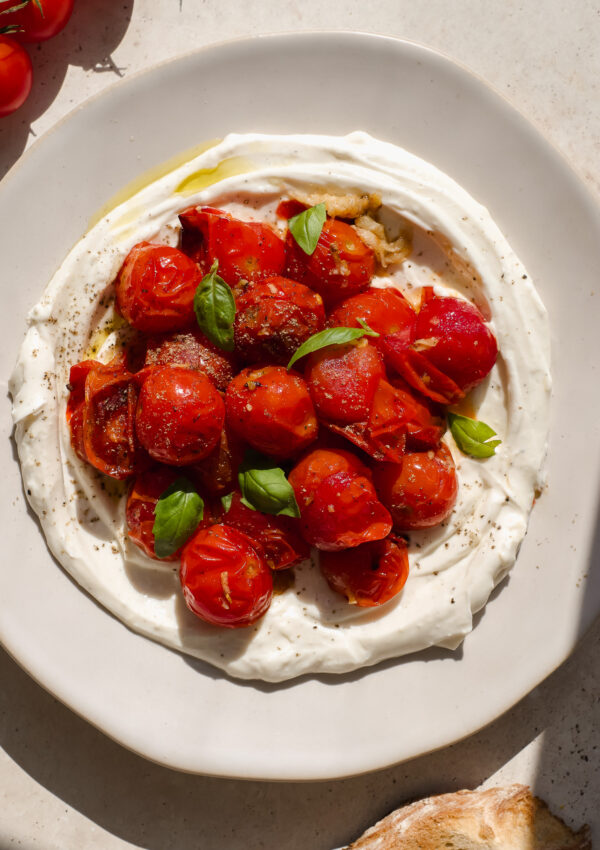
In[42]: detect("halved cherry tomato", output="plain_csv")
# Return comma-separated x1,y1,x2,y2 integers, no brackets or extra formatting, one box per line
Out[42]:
223,492,309,570
136,365,225,465
0,0,73,42
373,443,458,530
299,470,392,551
190,426,244,496
284,219,375,307
0,35,32,117
226,366,318,459
320,535,409,606
178,206,286,286
328,286,417,350
234,276,325,364
180,523,273,628
115,242,200,333
143,327,235,391
288,445,372,510
305,340,384,425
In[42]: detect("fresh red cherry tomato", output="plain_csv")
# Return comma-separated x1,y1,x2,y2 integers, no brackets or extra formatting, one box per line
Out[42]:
223,492,309,570
178,206,286,286
180,524,273,628
373,443,458,530
288,445,372,510
0,35,32,117
226,366,318,459
320,535,409,607
411,288,498,393
328,286,417,350
305,340,385,425
299,470,392,551
0,0,73,42
190,426,244,496
136,365,225,465
115,242,200,333
284,219,375,307
234,276,325,364
143,327,235,391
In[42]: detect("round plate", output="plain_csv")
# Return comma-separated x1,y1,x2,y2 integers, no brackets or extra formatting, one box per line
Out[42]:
1,33,599,780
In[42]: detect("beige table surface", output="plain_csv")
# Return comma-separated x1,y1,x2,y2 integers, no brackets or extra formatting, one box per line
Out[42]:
1,2,599,848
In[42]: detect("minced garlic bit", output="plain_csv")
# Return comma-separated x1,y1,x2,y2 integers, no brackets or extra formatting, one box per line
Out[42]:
353,214,412,268
290,188,381,219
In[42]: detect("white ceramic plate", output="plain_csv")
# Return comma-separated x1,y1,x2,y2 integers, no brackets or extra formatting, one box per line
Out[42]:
1,33,599,780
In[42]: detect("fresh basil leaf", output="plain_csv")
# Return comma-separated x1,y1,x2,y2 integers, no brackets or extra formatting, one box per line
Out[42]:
238,452,300,518
193,260,235,352
221,492,233,513
152,477,204,559
287,322,379,370
448,412,501,458
288,203,327,255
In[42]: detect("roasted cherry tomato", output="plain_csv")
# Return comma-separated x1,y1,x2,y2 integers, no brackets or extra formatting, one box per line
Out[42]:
328,286,417,350
126,464,214,561
180,524,273,627
115,242,200,333
320,535,409,606
389,378,446,451
234,276,325,364
284,219,375,307
136,365,225,465
373,443,458,530
299,470,392,551
0,35,32,117
143,327,235,391
382,333,464,405
178,206,286,286
305,340,384,425
223,492,309,570
0,0,73,42
190,426,244,496
411,289,498,393
226,366,318,459
288,445,372,510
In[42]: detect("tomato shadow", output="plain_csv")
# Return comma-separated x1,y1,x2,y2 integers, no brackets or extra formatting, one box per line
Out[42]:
0,0,135,181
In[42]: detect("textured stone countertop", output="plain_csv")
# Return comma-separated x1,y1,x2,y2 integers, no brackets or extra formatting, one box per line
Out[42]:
1,2,599,848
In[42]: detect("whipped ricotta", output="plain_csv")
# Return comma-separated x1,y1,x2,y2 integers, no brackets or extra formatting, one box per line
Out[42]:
9,133,551,682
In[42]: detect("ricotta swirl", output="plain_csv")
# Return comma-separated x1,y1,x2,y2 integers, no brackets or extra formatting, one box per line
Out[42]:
9,133,551,682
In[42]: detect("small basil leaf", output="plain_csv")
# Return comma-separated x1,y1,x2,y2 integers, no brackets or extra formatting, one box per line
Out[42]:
238,452,300,518
288,203,327,255
448,412,502,459
221,492,233,513
193,260,235,352
287,323,379,370
152,477,204,559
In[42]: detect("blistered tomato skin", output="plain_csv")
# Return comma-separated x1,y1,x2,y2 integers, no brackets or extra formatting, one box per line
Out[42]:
329,287,417,350
115,242,200,333
320,535,409,606
373,443,458,531
234,276,325,365
288,446,372,510
382,334,464,405
143,328,235,391
190,426,244,496
305,340,385,425
225,366,318,459
136,366,225,466
178,206,286,285
180,524,273,628
284,219,375,307
299,470,392,551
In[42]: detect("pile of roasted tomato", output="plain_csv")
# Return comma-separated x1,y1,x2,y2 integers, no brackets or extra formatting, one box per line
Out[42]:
66,201,498,629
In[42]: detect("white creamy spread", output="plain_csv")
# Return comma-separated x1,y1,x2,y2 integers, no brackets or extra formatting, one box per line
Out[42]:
9,133,551,682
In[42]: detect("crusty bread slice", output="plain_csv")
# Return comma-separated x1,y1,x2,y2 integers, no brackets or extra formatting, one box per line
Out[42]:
344,784,592,850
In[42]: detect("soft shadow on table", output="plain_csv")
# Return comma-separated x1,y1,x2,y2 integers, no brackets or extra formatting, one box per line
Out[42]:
2,615,599,850
0,0,135,182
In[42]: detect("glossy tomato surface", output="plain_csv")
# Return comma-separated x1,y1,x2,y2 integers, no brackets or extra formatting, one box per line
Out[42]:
373,443,458,530
179,206,286,285
143,327,235,391
288,445,372,510
1,0,73,42
115,242,200,333
0,35,32,117
136,366,225,465
190,426,244,496
284,219,375,306
180,524,273,627
320,535,409,606
329,286,417,349
226,366,318,459
382,333,464,405
234,276,325,364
